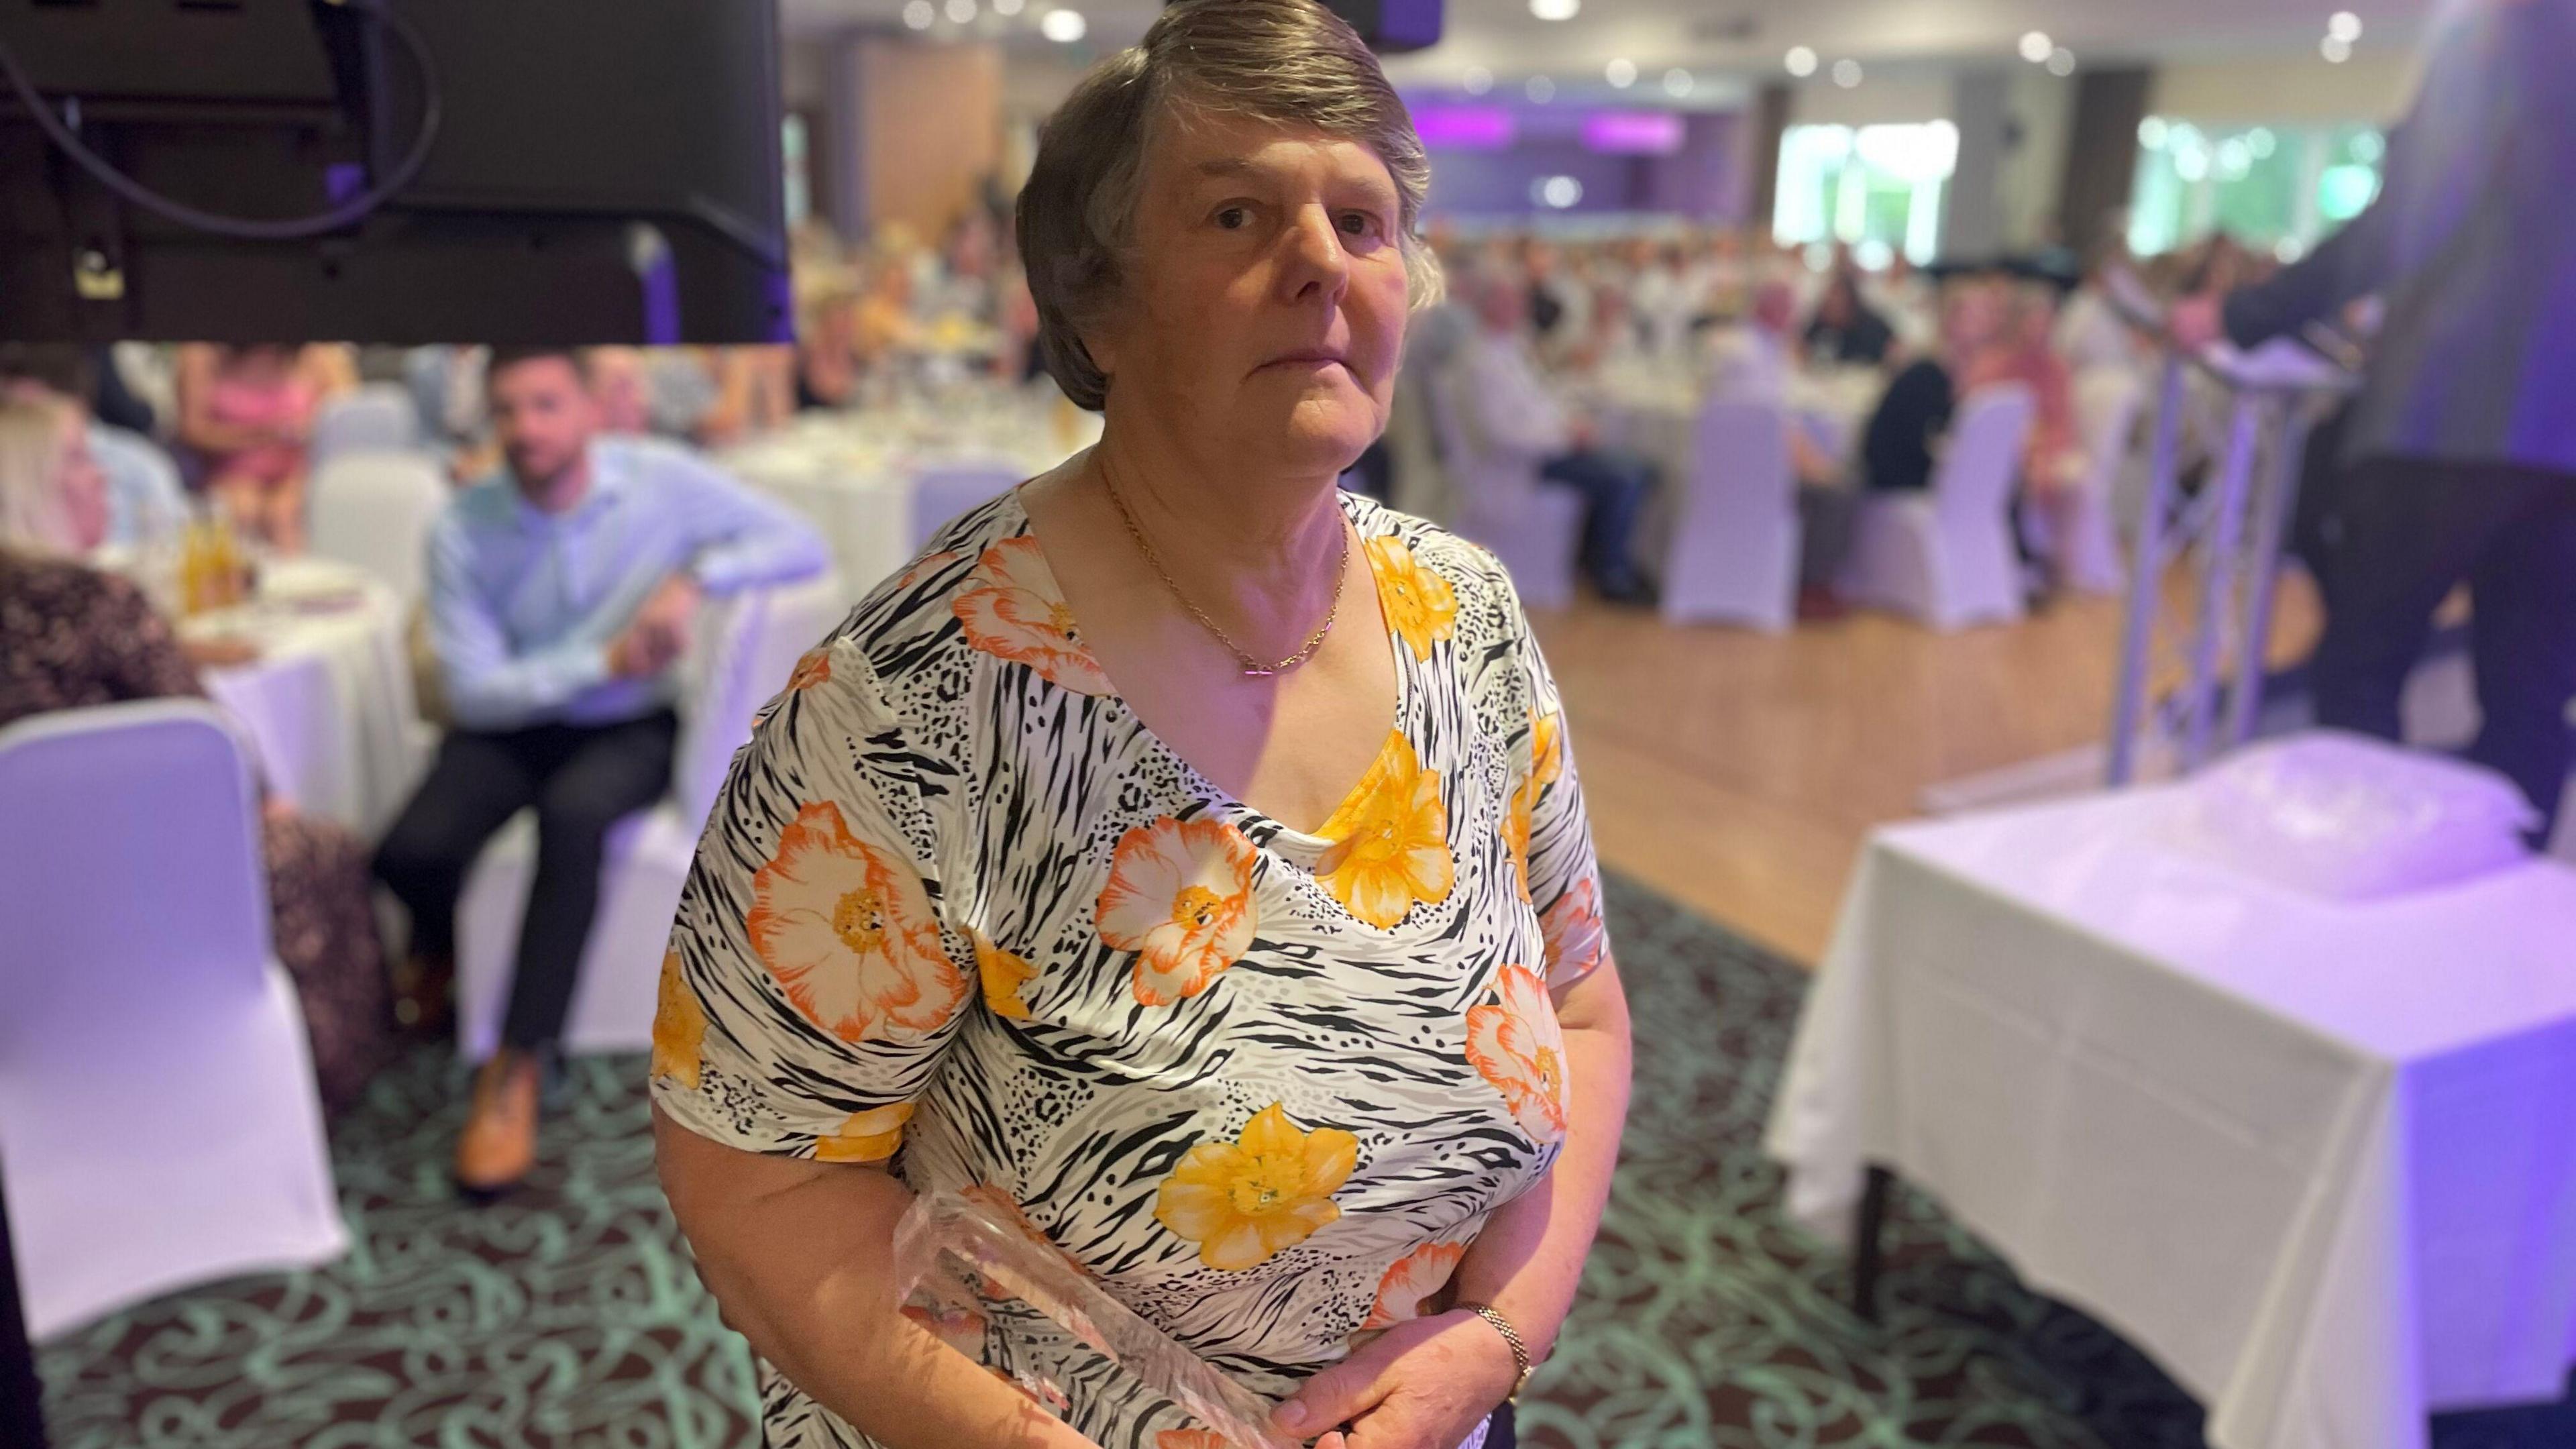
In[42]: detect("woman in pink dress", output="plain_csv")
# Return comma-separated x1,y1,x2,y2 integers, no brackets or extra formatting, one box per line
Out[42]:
176,343,329,551
1964,284,2088,588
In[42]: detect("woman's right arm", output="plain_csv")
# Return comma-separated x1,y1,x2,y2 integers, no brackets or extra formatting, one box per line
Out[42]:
651,639,1106,1449
651,1110,1099,1449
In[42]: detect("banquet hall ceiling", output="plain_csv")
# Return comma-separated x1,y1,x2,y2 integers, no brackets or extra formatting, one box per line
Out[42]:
780,0,2438,80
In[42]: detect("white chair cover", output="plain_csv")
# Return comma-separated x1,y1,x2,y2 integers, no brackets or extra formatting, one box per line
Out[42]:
0,702,345,1340
2049,368,2144,595
1661,398,1801,631
1426,367,1582,610
451,572,847,1059
307,450,451,606
908,461,1028,554
1837,383,2035,631
309,384,421,472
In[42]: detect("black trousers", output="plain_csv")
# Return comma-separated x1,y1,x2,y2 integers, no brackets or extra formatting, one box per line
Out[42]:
2313,457,2576,838
1540,449,1654,592
374,710,678,1050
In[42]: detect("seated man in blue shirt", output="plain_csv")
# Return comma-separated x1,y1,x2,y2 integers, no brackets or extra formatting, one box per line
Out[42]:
375,346,827,1196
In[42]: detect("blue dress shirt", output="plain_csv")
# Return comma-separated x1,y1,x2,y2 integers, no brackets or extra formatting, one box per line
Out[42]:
87,424,189,549
427,435,828,732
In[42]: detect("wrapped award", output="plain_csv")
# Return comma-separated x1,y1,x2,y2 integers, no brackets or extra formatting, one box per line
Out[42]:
888,1188,1302,1449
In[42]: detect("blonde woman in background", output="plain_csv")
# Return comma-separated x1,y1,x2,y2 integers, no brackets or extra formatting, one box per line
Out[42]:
703,346,798,447
0,398,391,1110
795,285,869,412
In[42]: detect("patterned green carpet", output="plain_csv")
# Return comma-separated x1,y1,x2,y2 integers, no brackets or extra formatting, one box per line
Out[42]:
34,875,2573,1448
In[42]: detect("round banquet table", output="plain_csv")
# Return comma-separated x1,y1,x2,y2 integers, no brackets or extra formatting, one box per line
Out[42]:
1783,365,1884,471
724,443,916,597
1582,361,1886,574
1590,361,1882,478
179,556,427,842
724,402,1103,596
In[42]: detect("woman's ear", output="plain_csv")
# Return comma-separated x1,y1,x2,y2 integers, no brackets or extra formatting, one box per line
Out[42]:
1079,323,1118,380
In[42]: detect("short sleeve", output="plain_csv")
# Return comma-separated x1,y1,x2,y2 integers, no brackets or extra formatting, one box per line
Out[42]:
651,636,975,1163
1515,625,1610,991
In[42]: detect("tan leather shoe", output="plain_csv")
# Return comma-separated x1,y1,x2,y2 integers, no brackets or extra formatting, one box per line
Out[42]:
455,1049,540,1197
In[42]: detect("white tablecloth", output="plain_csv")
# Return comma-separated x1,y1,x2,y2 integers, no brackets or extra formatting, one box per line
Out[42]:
184,557,426,841
724,402,1101,594
1582,362,1880,570
1767,788,2576,1449
729,451,917,596
1783,367,1881,468
1589,362,1879,490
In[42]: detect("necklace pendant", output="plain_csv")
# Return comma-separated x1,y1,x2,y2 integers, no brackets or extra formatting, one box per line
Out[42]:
1242,666,1277,679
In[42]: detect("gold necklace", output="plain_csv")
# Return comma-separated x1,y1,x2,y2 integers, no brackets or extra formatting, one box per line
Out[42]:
1099,462,1348,679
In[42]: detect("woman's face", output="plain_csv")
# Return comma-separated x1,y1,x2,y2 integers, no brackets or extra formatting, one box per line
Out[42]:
1088,111,1411,478
586,350,651,435
1942,282,2006,355
224,345,297,382
55,413,107,553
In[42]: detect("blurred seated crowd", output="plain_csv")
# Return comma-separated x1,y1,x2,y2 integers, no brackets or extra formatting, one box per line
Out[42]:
1387,221,2304,618
0,199,2302,1195
0,196,1083,1194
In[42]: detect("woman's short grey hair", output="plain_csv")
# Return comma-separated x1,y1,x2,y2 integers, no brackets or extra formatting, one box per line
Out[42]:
1015,0,1442,411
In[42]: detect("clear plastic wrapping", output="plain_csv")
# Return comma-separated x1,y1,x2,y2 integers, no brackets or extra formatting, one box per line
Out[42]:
888,1188,1302,1449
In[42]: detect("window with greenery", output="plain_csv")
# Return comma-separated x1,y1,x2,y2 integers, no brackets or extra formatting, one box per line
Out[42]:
2128,118,2384,262
1773,122,1957,268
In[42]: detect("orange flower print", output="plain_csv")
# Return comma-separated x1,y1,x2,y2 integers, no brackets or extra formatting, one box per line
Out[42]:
900,1300,986,1357
1465,965,1569,1145
752,646,837,730
814,1102,915,1163
1316,731,1454,929
1095,816,1259,1006
1157,1432,1238,1449
1363,1240,1466,1330
1530,706,1565,790
1365,535,1458,661
786,647,833,694
650,950,705,1090
1540,873,1606,983
900,549,965,591
952,537,1113,696
746,801,967,1043
1503,777,1535,905
972,930,1040,1020
1155,1104,1358,1271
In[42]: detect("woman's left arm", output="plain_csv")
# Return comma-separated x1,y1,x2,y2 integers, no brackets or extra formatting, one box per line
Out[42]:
1277,959,1633,1448
1448,954,1632,1357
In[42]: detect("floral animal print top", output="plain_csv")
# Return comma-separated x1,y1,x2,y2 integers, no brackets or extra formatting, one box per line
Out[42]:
653,478,1610,1449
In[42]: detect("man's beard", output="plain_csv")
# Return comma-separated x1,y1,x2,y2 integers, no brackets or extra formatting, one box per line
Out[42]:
509,447,572,490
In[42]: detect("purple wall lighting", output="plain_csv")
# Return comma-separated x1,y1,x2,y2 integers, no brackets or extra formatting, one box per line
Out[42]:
1582,111,1686,156
1413,105,1518,152
1405,93,1748,221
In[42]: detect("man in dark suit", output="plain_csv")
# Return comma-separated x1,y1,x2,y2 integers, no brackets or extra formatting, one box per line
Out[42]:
2174,0,2576,841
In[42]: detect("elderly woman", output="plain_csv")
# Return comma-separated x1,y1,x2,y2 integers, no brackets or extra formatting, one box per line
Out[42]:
650,4,1633,1448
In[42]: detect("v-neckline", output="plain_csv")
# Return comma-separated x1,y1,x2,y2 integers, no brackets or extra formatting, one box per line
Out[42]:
996,484,1415,851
